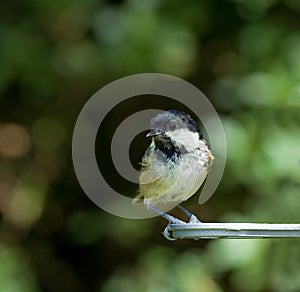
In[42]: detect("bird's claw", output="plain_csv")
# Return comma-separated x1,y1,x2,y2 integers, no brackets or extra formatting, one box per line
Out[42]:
167,216,186,225
188,214,202,224
163,224,176,241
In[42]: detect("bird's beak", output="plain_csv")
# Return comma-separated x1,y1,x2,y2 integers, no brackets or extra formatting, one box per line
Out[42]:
146,129,163,137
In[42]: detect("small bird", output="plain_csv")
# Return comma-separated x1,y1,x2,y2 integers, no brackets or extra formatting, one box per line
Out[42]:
134,109,214,224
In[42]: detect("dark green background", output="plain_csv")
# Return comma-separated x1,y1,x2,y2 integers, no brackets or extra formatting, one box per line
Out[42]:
1,0,300,291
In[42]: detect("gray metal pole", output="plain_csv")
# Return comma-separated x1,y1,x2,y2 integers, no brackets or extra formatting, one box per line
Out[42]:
163,223,300,240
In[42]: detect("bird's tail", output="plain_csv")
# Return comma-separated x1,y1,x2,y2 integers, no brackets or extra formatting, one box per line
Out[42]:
132,193,144,205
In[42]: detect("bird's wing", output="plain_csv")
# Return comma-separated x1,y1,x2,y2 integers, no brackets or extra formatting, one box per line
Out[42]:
139,148,167,184
132,168,163,203
133,149,166,203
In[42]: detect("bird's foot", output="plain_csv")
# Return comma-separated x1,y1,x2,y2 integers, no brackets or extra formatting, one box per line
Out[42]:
163,224,176,241
146,203,186,224
177,204,202,224
188,214,202,224
165,214,186,225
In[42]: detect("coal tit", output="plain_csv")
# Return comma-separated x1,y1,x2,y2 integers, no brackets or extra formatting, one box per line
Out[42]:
134,109,214,224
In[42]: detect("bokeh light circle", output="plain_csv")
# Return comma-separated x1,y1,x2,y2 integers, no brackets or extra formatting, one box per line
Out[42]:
72,73,226,219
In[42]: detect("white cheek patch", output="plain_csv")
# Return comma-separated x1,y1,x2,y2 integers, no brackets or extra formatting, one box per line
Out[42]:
167,129,200,150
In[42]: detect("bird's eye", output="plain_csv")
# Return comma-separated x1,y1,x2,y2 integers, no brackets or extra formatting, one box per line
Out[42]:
169,123,176,131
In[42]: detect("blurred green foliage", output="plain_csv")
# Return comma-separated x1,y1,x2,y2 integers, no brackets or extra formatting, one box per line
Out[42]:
1,0,300,291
